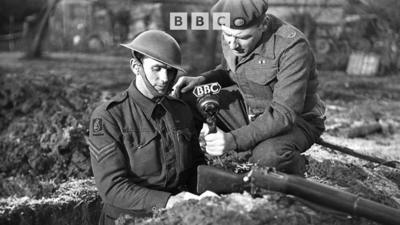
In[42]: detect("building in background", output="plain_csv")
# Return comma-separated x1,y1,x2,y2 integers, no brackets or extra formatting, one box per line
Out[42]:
1,0,398,74
48,0,164,52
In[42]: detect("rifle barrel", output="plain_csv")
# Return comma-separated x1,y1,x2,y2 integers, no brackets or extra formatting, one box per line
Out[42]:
252,172,400,225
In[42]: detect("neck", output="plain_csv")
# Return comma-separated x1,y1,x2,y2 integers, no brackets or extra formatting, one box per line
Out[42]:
135,77,155,99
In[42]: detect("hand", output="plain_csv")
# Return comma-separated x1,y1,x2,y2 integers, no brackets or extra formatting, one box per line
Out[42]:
171,76,206,98
199,190,220,199
165,191,199,209
203,125,236,156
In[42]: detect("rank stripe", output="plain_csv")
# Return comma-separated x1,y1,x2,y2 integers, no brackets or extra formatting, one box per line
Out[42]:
87,139,115,153
89,144,115,155
89,145,115,161
87,139,116,161
88,143,115,155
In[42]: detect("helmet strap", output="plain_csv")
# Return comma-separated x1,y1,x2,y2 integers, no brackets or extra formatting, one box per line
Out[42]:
130,57,164,99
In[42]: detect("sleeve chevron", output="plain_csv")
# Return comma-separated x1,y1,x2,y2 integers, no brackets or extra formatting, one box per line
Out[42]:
87,139,116,162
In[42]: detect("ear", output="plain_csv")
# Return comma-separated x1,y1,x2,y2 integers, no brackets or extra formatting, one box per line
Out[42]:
130,58,140,76
258,15,269,31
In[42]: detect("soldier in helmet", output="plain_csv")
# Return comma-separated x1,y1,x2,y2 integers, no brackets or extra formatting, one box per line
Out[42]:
88,30,205,225
173,0,326,175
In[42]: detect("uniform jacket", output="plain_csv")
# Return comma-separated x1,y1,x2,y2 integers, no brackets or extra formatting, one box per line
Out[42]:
203,14,325,151
88,80,204,221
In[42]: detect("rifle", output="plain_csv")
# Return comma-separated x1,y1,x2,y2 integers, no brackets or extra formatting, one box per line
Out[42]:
316,138,400,169
197,165,400,225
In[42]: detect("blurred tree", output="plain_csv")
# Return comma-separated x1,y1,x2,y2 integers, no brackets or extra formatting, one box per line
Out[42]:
0,0,46,34
0,0,60,58
113,9,131,42
26,0,61,58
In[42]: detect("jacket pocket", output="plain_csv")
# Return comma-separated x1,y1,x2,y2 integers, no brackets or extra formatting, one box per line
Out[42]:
176,128,194,170
245,64,278,85
123,132,162,177
244,64,278,102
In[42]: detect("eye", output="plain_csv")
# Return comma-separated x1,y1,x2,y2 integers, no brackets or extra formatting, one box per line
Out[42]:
167,68,178,76
238,35,252,40
152,66,161,72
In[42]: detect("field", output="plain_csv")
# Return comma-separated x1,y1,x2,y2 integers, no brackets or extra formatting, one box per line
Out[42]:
0,52,399,225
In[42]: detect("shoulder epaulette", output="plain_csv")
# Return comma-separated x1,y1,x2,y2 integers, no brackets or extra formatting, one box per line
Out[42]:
105,91,128,110
275,22,304,42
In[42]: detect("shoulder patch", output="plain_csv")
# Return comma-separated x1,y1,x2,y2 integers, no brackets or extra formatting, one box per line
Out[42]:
87,139,116,162
92,118,104,136
276,23,302,41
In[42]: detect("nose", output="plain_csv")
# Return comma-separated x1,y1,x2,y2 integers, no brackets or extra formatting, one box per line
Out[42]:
159,69,169,83
228,37,238,50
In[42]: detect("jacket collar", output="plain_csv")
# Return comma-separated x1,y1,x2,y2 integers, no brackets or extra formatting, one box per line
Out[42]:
127,80,165,118
221,15,279,70
245,14,280,60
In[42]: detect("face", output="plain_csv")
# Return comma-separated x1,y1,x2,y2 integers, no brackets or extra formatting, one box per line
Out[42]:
221,24,264,57
134,56,177,98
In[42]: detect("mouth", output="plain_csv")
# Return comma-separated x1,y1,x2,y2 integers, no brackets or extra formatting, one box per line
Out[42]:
231,49,246,56
155,85,168,93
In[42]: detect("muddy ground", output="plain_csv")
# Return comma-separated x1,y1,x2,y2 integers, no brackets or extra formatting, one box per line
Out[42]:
0,52,399,225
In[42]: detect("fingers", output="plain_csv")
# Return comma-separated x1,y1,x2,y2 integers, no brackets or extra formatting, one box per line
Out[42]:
180,81,194,93
203,127,238,156
199,190,220,199
204,128,225,156
171,78,184,97
200,123,210,135
206,146,224,156
172,76,205,97
171,77,193,97
179,76,205,93
204,126,223,142
166,192,200,209
180,192,199,200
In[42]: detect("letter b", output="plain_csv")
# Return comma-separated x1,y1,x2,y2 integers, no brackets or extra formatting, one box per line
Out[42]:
170,13,187,30
192,13,208,30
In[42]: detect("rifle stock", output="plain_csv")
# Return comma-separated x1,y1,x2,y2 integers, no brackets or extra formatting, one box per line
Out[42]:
197,165,247,194
197,165,400,225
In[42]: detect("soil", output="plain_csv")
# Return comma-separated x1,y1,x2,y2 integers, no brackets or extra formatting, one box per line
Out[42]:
0,52,399,225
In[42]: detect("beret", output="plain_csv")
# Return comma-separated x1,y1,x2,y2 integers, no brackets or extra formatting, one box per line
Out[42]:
211,0,268,29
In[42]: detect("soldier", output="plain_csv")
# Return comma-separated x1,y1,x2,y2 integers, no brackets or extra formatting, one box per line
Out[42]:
172,0,326,175
88,30,205,225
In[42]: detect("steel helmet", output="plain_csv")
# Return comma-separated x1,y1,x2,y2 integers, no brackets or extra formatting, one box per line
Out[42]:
121,30,185,72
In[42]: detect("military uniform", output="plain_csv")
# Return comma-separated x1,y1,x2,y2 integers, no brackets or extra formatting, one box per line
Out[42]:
89,81,204,225
199,13,325,174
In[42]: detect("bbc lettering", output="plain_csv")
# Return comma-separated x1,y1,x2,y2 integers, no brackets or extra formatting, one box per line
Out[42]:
170,12,230,30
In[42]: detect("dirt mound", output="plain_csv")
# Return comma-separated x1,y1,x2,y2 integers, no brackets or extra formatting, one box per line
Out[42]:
0,72,101,198
307,157,400,209
0,179,101,225
114,154,399,225
131,193,375,225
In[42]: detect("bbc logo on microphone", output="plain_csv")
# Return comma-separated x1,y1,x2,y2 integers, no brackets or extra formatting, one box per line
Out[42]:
170,12,230,30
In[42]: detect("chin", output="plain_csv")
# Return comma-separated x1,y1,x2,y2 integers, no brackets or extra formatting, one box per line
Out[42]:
157,90,167,95
232,50,247,57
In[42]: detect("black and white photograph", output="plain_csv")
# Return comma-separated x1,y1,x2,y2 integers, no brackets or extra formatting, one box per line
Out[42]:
0,0,399,224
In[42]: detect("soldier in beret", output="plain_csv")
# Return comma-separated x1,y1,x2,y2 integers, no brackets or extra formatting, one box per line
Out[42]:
173,0,325,176
88,30,205,225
